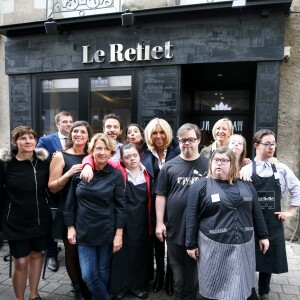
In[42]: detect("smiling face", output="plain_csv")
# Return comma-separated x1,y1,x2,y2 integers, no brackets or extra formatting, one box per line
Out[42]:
210,153,231,180
56,115,73,136
104,118,122,141
127,125,143,146
71,125,89,147
15,133,37,154
151,124,167,150
92,140,112,170
214,121,231,146
121,147,140,171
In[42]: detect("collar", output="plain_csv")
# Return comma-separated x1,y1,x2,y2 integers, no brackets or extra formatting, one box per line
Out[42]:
57,132,68,139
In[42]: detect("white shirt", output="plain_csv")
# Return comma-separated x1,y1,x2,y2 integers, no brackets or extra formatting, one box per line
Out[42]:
241,158,300,206
151,148,167,170
58,132,68,150
126,165,146,185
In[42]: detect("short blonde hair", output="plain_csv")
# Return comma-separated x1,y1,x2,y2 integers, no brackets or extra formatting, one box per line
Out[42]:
208,146,239,184
212,118,234,141
88,133,116,156
144,118,173,151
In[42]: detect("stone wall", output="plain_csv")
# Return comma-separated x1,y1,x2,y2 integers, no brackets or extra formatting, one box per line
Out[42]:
0,35,10,149
278,0,300,241
0,0,46,25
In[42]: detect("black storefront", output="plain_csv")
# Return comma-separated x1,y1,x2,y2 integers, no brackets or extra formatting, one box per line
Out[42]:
0,0,292,154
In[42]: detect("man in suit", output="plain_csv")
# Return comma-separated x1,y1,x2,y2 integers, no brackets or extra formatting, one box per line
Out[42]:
37,111,73,272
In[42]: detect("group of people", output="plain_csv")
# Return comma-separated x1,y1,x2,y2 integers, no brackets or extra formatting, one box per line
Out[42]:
0,113,299,300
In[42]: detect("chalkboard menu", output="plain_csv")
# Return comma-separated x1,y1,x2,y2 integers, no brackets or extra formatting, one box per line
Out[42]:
138,66,180,130
255,62,280,129
10,75,32,129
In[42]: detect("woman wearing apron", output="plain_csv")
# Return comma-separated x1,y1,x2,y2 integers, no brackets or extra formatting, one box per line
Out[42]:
186,147,269,300
241,129,300,300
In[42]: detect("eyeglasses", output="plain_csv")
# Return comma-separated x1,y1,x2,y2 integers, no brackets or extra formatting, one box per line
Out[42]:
212,158,231,165
178,138,198,144
259,142,277,148
123,153,139,160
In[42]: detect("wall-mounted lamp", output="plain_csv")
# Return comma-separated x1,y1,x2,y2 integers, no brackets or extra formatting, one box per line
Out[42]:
44,19,67,35
121,9,140,28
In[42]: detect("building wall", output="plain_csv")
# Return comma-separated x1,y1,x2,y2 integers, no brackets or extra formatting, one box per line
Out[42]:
0,35,9,148
278,0,300,238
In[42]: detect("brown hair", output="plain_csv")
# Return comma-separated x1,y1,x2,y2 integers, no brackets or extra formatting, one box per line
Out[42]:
208,146,239,184
11,126,37,148
177,123,201,140
55,111,73,124
102,113,123,130
65,121,93,153
88,133,116,156
253,129,276,144
228,134,247,170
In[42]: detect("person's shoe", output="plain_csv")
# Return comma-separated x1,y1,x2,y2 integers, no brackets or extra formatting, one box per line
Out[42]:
110,292,124,300
47,256,59,272
153,271,164,293
260,295,270,300
165,268,174,296
131,290,148,299
29,294,42,300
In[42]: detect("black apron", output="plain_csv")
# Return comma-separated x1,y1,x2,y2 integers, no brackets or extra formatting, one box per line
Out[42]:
252,162,288,274
109,181,153,294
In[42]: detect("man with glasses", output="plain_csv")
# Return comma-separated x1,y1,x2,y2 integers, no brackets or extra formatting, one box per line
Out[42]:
155,123,208,300
241,129,300,300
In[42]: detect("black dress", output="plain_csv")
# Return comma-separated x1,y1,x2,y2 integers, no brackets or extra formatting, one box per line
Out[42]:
109,181,153,294
52,152,85,240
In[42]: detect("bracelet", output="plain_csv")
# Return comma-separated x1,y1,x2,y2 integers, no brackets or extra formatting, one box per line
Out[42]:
57,178,63,187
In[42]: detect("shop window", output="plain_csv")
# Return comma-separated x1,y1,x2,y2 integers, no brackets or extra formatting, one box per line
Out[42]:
90,75,131,137
41,78,79,135
194,90,249,112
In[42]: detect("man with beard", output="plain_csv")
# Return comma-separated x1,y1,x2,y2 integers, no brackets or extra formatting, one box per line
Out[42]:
155,123,208,300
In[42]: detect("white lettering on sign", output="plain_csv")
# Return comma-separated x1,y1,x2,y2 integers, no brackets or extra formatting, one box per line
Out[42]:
82,41,173,64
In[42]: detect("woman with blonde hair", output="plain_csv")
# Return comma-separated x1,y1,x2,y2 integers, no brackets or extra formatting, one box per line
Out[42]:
64,133,126,300
142,118,180,296
200,118,234,159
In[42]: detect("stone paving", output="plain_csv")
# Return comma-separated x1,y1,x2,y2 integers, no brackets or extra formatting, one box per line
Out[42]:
1,241,300,300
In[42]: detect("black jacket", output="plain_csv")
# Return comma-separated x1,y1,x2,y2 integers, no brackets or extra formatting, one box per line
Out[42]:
0,148,52,240
64,164,126,246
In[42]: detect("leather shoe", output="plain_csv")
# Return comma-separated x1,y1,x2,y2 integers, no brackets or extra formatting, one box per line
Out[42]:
153,271,164,293
131,290,148,299
165,268,174,296
47,257,59,272
29,294,42,300
110,292,124,300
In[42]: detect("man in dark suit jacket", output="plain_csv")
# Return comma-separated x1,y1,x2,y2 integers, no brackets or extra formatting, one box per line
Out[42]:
37,111,73,272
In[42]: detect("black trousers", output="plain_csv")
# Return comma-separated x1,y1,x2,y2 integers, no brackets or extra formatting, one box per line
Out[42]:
258,272,272,295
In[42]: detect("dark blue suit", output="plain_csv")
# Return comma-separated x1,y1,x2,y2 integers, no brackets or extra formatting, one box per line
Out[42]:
37,132,63,157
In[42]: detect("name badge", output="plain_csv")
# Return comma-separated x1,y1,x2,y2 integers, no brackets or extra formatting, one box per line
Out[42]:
274,172,280,180
211,194,220,202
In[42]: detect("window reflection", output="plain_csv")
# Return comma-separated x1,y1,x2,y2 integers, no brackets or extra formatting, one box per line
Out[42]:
41,78,79,135
90,75,131,139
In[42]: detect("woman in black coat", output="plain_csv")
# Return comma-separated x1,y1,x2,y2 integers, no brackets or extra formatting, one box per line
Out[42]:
0,126,52,300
